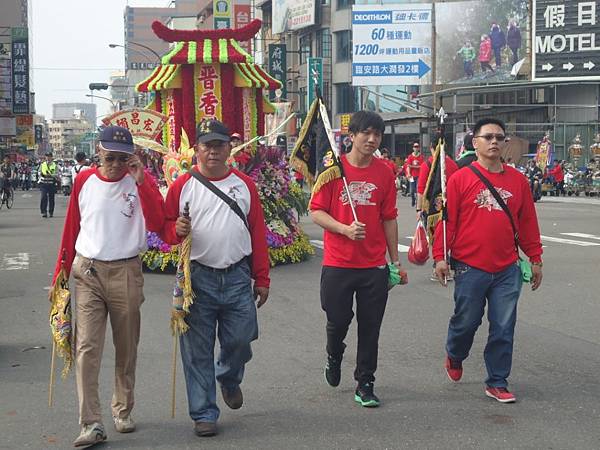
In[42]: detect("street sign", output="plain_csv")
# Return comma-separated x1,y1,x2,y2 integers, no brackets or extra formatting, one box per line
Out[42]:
268,44,287,101
307,57,323,111
340,113,351,134
213,0,232,30
102,109,167,140
533,0,600,81
351,4,432,86
11,27,29,114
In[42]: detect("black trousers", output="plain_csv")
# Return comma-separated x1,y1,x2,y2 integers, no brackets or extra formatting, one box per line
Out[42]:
320,265,389,384
40,183,56,215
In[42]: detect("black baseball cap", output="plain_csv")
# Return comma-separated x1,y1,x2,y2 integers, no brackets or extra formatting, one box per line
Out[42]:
98,126,134,153
196,120,231,144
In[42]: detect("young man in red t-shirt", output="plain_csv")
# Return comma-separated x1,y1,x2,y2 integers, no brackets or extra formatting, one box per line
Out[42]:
310,111,407,407
405,142,424,207
434,118,543,403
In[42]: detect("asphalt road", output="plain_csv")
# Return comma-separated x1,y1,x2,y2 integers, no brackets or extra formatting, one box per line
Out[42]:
1,190,599,450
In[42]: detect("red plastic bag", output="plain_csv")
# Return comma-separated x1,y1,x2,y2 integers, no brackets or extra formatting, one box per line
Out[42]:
408,221,429,265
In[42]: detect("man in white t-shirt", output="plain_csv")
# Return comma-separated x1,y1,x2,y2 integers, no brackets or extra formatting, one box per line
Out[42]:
161,120,269,438
71,151,90,183
51,126,164,447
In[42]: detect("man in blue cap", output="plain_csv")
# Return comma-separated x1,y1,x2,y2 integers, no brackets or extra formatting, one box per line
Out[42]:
50,126,165,447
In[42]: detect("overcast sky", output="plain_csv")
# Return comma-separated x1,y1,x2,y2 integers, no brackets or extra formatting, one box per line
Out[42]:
31,0,167,123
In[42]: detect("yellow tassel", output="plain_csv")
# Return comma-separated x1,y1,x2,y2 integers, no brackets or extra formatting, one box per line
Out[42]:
426,211,442,244
310,166,342,199
180,236,196,313
170,309,190,336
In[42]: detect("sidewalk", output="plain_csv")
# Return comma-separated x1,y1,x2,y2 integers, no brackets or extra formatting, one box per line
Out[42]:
538,195,600,205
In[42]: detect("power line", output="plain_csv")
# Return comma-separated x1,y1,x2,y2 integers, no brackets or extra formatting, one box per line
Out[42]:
32,67,122,71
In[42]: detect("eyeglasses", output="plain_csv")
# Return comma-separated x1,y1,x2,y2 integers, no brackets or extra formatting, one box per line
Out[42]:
103,154,130,163
475,133,507,142
198,142,228,151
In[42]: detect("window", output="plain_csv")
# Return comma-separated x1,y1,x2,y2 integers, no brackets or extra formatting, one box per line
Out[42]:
336,83,358,113
299,34,312,65
337,0,353,10
335,30,351,62
316,28,331,59
299,86,307,114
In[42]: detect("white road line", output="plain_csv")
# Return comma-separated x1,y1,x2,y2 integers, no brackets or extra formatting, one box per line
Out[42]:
561,233,600,241
310,240,409,253
541,236,600,247
0,253,30,270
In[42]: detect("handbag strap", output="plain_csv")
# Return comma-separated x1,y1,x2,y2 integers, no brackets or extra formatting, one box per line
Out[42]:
467,164,519,251
189,169,249,230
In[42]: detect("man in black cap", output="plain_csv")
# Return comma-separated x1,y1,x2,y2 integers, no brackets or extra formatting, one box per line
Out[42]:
50,125,164,447
457,131,477,168
38,152,58,217
160,119,270,438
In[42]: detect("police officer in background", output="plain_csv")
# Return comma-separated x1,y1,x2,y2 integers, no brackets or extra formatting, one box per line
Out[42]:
38,152,58,218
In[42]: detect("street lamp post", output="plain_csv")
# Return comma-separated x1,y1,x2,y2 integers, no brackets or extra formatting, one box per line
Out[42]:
86,94,117,110
108,42,161,61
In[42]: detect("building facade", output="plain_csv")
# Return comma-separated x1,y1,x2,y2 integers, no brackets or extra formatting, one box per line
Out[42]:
52,103,97,122
47,118,93,160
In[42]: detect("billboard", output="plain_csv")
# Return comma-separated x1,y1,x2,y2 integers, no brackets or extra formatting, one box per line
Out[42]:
434,0,529,84
272,0,316,34
0,57,11,115
0,117,16,136
11,27,29,114
213,0,232,30
351,5,433,86
15,114,33,147
533,0,600,81
234,4,252,53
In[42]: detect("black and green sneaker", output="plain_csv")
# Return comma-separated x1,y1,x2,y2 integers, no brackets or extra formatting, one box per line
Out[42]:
324,354,342,387
354,382,380,407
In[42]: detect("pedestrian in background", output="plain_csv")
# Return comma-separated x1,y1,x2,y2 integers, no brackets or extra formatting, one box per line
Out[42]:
479,35,494,74
490,23,506,68
51,126,164,447
310,111,406,408
160,119,270,438
71,151,90,184
434,118,543,403
507,21,522,65
405,142,424,207
38,152,58,218
456,41,476,79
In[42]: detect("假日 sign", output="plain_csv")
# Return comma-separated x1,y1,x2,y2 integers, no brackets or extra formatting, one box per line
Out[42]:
351,4,432,86
533,0,600,80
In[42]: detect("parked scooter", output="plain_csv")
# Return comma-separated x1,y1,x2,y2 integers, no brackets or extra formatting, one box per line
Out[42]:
61,168,72,196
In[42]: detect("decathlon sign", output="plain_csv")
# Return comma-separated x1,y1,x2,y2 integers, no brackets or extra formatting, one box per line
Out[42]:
533,0,600,80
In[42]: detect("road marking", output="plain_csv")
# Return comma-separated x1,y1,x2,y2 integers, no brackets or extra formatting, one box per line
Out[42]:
310,240,409,253
0,252,30,270
541,236,600,247
561,233,600,241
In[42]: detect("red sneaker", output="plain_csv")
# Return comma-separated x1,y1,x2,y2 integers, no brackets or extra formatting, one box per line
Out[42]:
485,386,516,403
444,356,463,382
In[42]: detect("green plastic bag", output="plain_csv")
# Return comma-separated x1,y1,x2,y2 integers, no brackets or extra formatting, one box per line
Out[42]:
388,263,401,288
518,257,532,283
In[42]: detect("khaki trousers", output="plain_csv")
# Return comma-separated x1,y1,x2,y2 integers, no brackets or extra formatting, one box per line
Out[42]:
72,255,145,425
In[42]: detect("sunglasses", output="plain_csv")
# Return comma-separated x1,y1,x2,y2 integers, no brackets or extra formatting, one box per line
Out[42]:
475,133,507,142
103,154,130,163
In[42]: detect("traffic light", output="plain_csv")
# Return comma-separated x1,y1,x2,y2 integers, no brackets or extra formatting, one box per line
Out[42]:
88,83,109,91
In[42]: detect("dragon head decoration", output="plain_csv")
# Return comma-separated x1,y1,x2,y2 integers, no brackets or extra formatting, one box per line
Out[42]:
163,129,195,186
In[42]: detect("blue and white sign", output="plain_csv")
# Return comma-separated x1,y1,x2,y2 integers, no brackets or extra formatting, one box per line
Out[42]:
351,4,432,86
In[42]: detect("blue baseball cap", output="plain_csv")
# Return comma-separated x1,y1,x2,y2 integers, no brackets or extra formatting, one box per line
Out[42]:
98,126,134,153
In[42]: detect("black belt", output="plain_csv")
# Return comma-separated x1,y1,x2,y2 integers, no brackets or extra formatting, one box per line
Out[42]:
192,257,248,273
80,254,139,263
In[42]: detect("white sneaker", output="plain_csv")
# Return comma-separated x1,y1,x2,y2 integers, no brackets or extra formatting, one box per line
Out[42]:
113,415,136,433
73,422,106,447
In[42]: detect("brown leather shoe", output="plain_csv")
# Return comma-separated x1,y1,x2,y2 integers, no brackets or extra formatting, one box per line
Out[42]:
194,421,217,437
221,385,243,409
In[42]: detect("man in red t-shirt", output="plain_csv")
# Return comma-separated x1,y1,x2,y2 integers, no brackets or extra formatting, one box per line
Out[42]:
434,118,543,404
310,111,407,408
405,142,424,207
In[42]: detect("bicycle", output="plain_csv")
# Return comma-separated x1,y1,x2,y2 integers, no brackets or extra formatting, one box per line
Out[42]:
0,184,14,209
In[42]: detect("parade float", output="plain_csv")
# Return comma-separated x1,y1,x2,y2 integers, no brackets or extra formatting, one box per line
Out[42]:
132,19,312,271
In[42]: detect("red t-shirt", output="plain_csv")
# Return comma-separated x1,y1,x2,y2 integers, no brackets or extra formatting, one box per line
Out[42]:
550,165,564,182
432,162,543,272
417,156,459,195
380,158,398,176
405,153,424,178
310,155,398,268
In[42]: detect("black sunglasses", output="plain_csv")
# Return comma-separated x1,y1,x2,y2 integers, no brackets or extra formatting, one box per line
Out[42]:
103,154,130,163
475,133,507,142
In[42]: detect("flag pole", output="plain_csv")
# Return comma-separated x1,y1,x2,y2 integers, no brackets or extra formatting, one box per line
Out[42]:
311,67,358,222
436,107,448,282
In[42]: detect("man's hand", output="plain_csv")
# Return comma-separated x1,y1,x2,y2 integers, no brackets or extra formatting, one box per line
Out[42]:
175,217,191,238
398,266,408,285
128,155,145,185
435,260,450,286
253,286,269,308
531,264,543,291
344,221,366,241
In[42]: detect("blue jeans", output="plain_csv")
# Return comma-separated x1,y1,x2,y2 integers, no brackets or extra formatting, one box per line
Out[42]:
409,177,418,207
180,260,258,423
446,262,522,388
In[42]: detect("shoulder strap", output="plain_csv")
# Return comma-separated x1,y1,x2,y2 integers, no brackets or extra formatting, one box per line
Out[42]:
189,169,249,230
467,164,519,250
